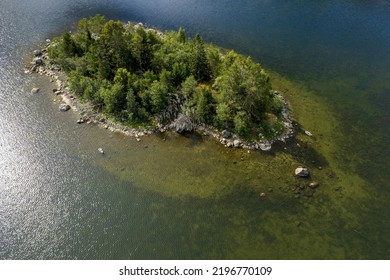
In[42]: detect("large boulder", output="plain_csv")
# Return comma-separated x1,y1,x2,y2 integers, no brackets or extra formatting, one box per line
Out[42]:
221,129,232,139
172,114,193,134
295,166,310,177
59,104,70,112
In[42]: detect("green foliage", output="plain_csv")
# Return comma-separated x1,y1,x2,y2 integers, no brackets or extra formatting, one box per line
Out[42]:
194,86,214,124
191,34,211,82
49,15,283,139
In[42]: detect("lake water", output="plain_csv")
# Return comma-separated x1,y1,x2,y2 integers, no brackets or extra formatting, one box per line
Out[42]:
0,0,389,259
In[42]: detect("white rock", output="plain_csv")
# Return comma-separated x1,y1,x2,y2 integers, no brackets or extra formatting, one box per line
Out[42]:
305,130,313,137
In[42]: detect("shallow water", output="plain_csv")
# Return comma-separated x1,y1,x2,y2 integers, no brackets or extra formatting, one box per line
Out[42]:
0,0,389,259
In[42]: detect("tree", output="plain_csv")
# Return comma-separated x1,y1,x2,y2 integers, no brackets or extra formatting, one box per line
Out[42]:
191,34,211,82
62,32,78,57
194,86,214,124
178,27,186,43
147,80,168,113
214,52,272,133
75,18,92,53
100,83,126,115
234,110,249,136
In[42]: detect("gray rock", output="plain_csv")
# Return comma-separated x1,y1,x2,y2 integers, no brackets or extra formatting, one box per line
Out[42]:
259,142,272,151
221,129,232,139
305,130,313,137
31,87,40,94
59,104,70,112
233,139,242,148
33,50,42,57
33,57,43,65
295,167,310,177
172,114,193,133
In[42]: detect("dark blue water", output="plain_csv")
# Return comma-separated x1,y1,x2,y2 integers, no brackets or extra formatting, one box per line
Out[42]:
1,0,389,259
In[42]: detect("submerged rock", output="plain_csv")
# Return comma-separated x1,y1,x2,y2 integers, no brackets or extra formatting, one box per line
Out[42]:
295,166,310,177
59,104,70,112
31,87,40,94
308,181,320,189
305,130,313,137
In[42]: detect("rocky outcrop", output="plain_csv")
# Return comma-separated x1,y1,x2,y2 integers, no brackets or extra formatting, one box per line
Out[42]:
171,114,193,133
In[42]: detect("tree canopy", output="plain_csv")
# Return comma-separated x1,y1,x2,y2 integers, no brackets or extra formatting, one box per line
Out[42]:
48,15,284,138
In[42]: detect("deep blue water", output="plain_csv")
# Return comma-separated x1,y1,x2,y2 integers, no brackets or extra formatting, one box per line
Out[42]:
0,0,389,259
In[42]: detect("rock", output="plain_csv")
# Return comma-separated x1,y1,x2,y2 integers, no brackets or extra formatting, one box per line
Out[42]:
172,114,193,133
305,130,313,137
226,142,233,148
33,50,42,57
76,118,84,124
308,181,320,189
54,90,62,95
59,104,70,112
259,142,272,151
259,192,266,199
31,87,40,94
33,57,43,65
233,139,242,148
221,129,232,139
295,166,310,177
98,148,104,154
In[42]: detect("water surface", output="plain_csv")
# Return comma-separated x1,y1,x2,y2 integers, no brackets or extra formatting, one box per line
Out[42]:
0,0,389,259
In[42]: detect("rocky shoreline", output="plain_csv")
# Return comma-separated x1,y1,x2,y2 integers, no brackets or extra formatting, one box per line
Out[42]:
27,38,294,151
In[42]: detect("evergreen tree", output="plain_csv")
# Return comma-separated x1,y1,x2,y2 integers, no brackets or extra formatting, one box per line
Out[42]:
191,34,211,82
178,27,186,43
62,32,77,57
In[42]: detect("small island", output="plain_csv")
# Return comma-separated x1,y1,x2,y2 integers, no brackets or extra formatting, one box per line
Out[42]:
29,15,293,150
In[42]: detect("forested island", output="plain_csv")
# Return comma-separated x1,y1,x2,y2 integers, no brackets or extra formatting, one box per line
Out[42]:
31,15,293,150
